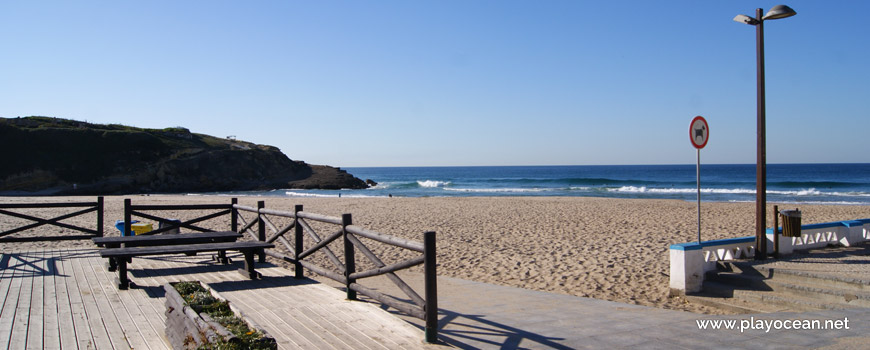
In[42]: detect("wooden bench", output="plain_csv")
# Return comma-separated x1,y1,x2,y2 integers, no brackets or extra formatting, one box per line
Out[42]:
99,241,275,290
93,231,243,270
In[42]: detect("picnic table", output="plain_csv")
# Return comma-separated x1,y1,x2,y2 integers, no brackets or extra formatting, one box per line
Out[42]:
92,231,273,289
93,231,243,270
99,241,274,290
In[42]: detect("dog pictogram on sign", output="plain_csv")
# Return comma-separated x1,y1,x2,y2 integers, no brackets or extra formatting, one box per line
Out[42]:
690,116,709,149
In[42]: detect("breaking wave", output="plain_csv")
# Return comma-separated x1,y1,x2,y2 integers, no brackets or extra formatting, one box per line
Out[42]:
417,180,451,188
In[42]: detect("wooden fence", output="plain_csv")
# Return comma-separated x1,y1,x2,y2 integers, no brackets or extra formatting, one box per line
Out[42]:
123,198,239,235
0,197,104,242
234,201,439,343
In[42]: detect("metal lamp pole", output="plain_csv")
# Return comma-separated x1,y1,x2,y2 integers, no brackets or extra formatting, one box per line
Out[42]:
755,7,769,261
734,5,796,260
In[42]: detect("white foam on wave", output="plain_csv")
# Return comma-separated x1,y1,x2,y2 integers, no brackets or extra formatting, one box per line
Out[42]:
417,180,451,188
609,186,761,195
285,191,338,198
186,193,250,197
444,187,553,193
783,200,867,205
770,188,870,197
369,182,391,189
609,186,746,194
730,199,867,205
609,186,869,198
284,191,387,198
823,191,870,197
793,188,821,196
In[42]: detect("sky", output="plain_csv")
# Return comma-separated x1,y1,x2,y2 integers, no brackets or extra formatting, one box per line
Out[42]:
1,1,868,167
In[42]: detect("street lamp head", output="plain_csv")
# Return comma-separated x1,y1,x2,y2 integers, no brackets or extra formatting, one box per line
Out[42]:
733,14,759,25
762,5,797,20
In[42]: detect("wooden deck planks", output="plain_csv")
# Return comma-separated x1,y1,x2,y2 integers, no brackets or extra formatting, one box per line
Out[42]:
62,250,98,350
83,252,160,350
0,252,22,349
53,249,80,350
120,254,181,350
204,263,350,349
150,254,389,350
213,262,418,350
236,271,392,350
28,249,46,350
0,249,433,350
42,250,60,350
69,249,115,349
207,268,340,349
178,264,314,349
9,251,34,350
202,266,320,349
275,276,398,349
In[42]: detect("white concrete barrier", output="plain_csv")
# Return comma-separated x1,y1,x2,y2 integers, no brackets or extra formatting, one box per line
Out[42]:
669,237,755,295
670,218,869,295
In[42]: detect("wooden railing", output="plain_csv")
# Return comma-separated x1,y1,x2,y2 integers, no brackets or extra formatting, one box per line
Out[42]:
0,197,104,242
234,201,439,343
124,198,239,235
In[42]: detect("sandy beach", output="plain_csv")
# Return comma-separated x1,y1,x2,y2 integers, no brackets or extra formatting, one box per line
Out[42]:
2,195,869,314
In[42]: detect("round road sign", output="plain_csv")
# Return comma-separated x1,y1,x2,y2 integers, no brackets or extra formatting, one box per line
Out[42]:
690,116,709,149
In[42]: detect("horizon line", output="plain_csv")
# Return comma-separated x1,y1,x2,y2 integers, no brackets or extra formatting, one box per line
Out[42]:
340,162,870,169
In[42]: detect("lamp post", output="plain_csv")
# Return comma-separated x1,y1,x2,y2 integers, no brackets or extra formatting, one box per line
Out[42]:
734,5,796,260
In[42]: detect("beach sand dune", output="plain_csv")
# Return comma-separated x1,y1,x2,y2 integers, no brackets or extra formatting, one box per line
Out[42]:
3,195,869,314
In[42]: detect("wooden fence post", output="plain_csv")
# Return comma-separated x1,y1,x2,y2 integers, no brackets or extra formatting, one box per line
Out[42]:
230,197,238,232
257,201,266,263
124,198,132,237
294,205,304,279
342,213,356,300
97,196,104,237
424,231,438,343
773,205,779,258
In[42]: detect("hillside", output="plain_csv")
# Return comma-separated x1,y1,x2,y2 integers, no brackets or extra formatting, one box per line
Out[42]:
0,117,368,195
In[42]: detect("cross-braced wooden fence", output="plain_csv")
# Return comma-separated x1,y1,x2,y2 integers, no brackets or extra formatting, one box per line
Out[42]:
234,201,439,343
0,197,104,242
123,198,238,235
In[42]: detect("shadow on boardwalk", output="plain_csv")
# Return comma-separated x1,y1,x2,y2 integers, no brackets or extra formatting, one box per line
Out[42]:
423,308,571,350
340,273,573,349
0,250,95,279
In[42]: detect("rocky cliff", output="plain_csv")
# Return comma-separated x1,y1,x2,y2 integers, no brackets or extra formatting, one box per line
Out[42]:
0,117,368,195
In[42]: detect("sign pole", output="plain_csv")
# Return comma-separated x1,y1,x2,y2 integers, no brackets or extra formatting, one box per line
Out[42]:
696,148,701,243
689,116,709,244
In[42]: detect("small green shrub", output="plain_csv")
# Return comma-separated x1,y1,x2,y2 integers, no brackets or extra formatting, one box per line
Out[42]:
173,282,272,350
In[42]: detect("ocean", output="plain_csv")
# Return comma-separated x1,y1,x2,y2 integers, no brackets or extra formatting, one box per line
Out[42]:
227,164,870,205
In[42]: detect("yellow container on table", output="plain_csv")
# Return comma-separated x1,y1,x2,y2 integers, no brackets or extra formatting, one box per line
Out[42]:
131,222,153,235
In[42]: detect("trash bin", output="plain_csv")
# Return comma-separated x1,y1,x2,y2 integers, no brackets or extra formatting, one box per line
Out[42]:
159,219,181,234
131,223,153,235
780,209,802,237
114,220,153,236
114,220,134,236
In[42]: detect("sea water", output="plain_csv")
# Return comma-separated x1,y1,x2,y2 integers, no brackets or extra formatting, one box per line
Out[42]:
225,164,870,205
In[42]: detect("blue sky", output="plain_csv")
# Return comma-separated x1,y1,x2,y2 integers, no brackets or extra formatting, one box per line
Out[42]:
2,1,868,167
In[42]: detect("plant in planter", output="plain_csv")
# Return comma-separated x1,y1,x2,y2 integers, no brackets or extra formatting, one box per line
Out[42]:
164,281,277,350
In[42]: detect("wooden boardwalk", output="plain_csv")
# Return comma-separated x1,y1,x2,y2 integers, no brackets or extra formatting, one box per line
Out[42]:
0,248,435,350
